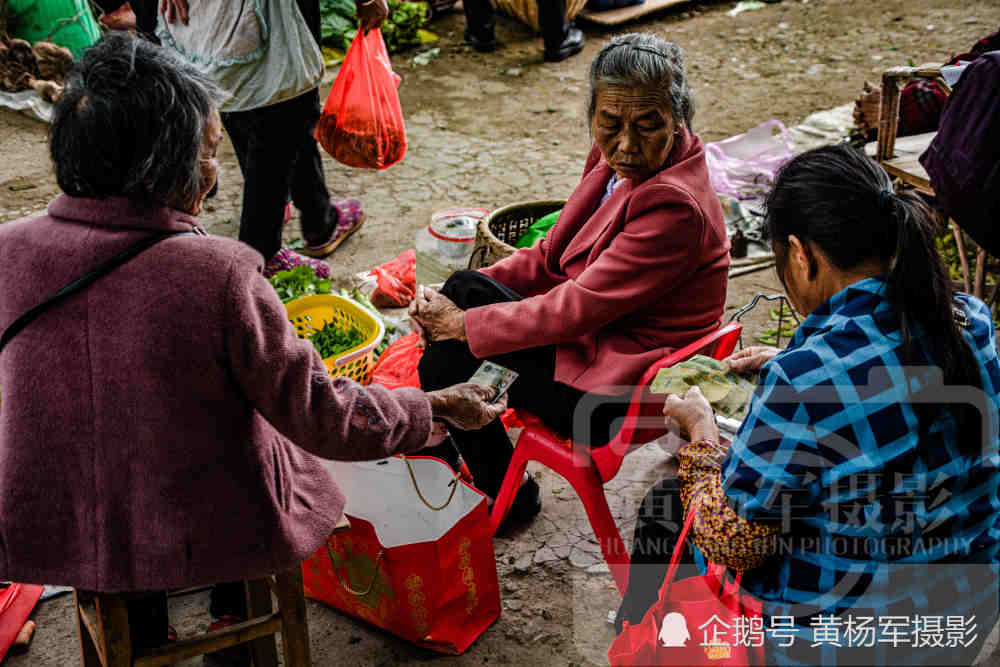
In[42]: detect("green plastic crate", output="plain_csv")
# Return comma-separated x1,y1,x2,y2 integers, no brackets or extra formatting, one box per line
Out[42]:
8,0,101,59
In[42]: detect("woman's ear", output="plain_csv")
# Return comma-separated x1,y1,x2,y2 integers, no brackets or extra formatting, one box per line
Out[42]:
787,235,818,281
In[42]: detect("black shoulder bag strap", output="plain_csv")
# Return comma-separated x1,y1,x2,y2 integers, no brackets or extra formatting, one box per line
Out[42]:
0,229,200,356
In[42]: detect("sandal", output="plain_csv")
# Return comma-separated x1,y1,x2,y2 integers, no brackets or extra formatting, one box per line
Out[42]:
300,198,366,258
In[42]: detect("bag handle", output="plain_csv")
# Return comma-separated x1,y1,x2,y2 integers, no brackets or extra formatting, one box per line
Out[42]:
657,501,744,603
0,229,200,356
401,454,462,511
326,541,385,597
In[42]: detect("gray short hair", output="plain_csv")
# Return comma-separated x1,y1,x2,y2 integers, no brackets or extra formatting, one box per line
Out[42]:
50,33,223,208
587,33,694,130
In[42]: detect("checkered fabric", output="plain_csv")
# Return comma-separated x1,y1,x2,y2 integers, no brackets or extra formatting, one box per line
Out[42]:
721,277,1000,665
898,79,948,136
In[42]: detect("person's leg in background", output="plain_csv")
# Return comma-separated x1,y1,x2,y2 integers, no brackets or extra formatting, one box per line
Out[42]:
291,0,366,259
220,107,290,264
128,0,159,40
537,0,584,62
461,0,499,52
615,477,694,634
125,592,171,650
221,97,332,279
204,583,251,665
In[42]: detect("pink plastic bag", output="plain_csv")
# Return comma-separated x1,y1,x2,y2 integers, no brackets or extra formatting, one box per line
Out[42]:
704,120,794,201
315,28,406,170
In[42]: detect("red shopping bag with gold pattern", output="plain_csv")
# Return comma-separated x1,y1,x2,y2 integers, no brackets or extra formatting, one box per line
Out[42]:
609,503,767,666
302,455,500,654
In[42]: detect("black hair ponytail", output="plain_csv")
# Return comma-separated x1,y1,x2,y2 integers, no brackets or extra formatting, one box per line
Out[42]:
765,144,984,456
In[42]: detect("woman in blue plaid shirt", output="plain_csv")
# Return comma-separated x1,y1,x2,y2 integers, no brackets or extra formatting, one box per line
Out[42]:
619,145,1000,666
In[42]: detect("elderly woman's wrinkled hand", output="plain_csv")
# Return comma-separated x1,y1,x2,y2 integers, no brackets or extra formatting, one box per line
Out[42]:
409,285,466,344
662,386,718,444
427,383,508,431
725,346,779,374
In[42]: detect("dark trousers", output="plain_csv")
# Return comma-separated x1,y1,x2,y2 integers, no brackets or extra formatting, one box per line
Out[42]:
221,88,332,261
463,0,570,51
419,271,629,497
219,0,332,261
126,583,247,650
615,477,693,634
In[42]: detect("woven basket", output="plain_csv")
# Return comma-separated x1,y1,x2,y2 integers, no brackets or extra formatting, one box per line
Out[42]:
493,0,587,32
285,294,385,385
468,200,565,270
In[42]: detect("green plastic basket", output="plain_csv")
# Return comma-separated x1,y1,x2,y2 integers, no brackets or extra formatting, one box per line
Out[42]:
8,0,100,59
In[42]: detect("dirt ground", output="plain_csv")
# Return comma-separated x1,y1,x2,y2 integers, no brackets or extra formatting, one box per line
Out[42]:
3,0,1000,665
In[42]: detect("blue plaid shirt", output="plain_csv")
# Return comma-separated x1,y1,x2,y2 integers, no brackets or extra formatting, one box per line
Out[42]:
721,277,1000,665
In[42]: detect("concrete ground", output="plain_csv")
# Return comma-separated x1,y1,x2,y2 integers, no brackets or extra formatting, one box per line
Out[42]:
2,0,1000,665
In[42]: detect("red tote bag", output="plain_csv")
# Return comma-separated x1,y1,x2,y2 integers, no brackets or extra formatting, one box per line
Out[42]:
609,504,767,666
302,455,500,654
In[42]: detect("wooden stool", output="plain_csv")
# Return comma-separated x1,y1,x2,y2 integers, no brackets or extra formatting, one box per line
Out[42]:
74,566,311,667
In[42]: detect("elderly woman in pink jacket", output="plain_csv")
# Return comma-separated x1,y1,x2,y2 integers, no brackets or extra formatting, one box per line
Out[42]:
410,33,730,529
0,34,503,654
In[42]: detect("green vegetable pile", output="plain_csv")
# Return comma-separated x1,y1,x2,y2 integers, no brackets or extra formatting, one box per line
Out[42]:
320,0,429,53
337,287,395,358
309,320,367,359
266,267,399,362
268,266,332,303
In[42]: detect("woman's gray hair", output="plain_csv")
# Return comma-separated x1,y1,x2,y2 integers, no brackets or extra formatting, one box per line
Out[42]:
587,33,694,129
50,33,224,208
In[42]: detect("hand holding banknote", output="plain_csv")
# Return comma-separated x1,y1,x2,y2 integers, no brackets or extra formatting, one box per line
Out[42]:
427,383,507,430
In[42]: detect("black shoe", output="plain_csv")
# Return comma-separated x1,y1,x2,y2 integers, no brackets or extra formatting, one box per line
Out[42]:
496,477,542,535
464,28,499,53
543,26,584,62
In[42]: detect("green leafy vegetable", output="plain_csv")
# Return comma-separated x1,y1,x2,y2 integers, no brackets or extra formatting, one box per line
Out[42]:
268,266,332,303
320,0,429,54
309,320,366,359
338,288,395,360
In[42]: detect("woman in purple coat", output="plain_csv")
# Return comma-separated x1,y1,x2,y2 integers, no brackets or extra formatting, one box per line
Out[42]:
0,34,504,655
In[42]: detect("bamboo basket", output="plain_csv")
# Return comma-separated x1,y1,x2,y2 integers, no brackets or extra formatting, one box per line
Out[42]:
492,0,587,32
467,200,564,270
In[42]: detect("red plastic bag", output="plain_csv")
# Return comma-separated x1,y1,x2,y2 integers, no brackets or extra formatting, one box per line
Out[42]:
370,332,423,389
609,504,766,666
315,28,407,170
369,249,416,308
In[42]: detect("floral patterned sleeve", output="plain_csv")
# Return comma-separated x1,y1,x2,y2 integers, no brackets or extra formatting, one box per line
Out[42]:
675,439,779,572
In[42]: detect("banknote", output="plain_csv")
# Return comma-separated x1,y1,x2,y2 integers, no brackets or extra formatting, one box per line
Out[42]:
468,361,519,402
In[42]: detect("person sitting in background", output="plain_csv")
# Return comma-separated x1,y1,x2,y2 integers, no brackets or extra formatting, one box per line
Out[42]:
410,33,730,528
853,27,999,138
0,33,504,658
621,144,1000,666
462,0,584,62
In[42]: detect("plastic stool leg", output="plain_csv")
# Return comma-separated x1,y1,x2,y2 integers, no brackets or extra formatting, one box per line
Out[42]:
489,448,530,535
572,470,631,596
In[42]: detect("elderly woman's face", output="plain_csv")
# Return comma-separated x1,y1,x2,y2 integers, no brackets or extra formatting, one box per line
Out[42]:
592,86,676,183
181,108,223,216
